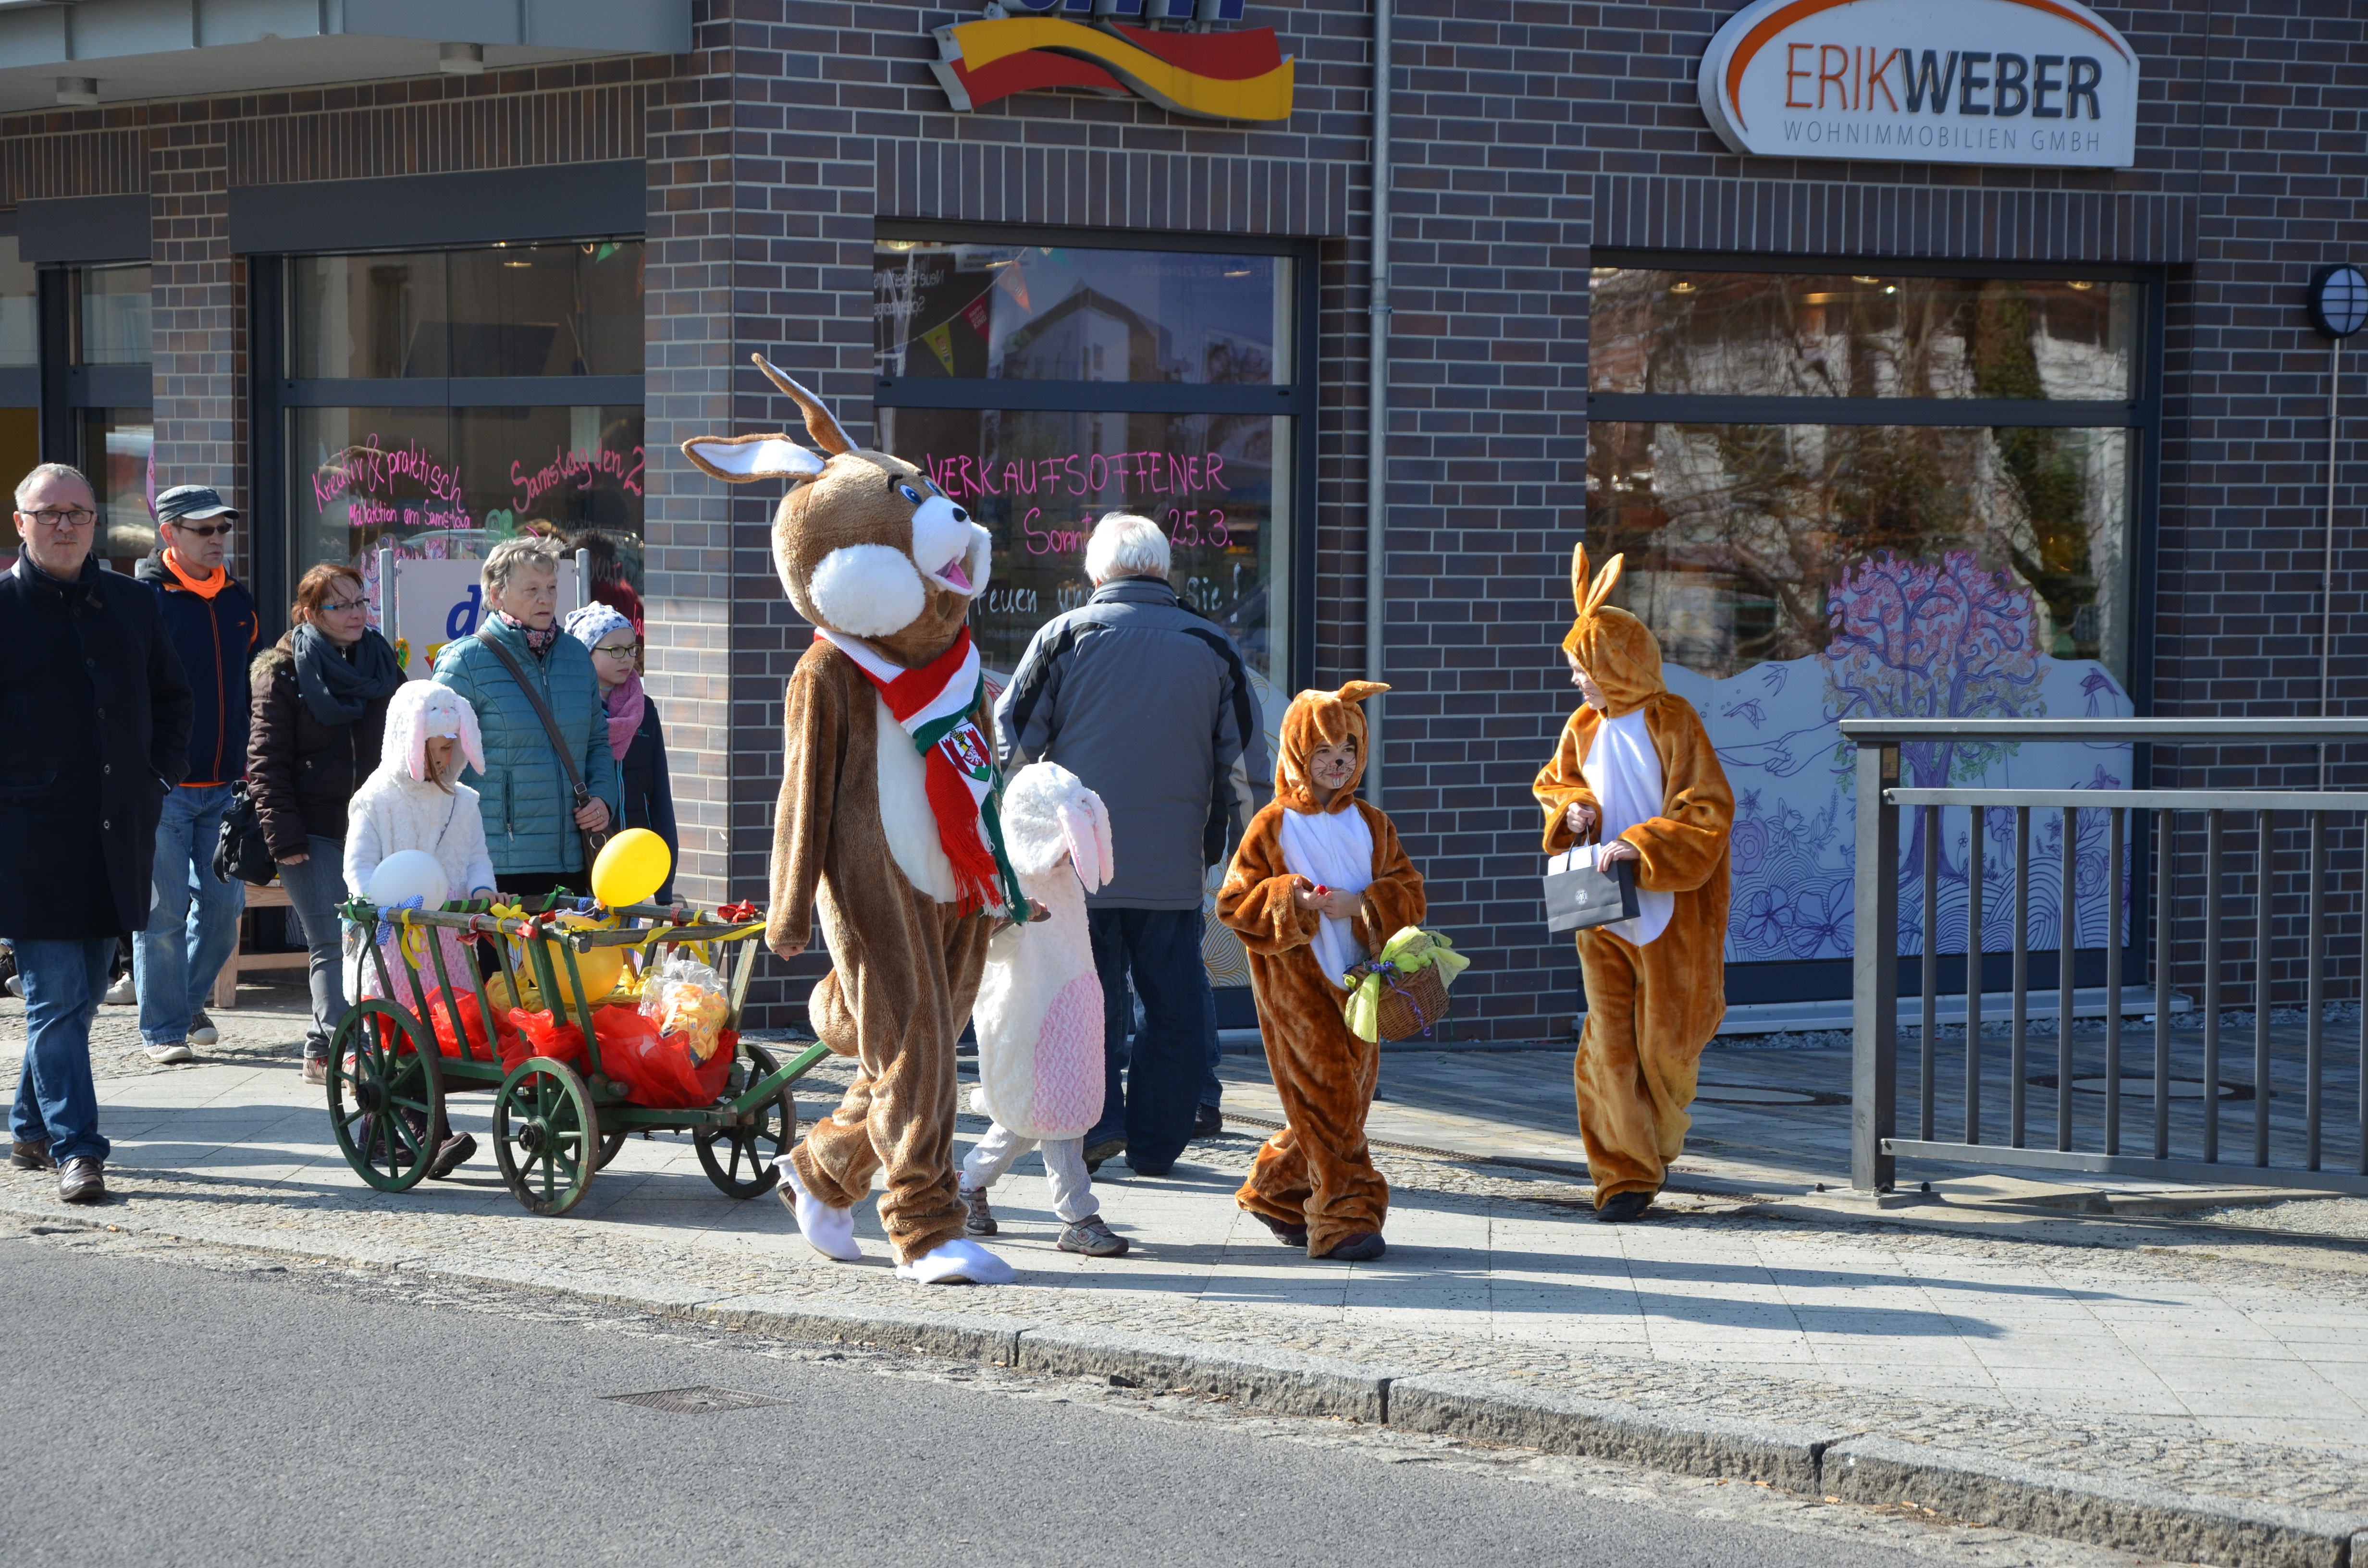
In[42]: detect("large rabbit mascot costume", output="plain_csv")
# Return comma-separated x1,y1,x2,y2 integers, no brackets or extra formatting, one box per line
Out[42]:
684,356,1027,1285
1532,547,1733,1222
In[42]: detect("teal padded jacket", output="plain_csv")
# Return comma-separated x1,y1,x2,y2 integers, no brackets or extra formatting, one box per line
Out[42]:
431,617,622,877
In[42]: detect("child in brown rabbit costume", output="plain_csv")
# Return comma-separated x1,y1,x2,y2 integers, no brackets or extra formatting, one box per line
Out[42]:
1533,546,1733,1224
1218,682,1423,1262
683,355,1027,1286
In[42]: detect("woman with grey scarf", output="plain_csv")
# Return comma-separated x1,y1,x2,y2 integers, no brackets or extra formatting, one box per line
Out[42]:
247,563,405,1080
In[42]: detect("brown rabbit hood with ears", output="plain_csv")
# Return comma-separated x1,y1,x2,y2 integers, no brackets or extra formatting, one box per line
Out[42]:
1274,681,1388,815
681,355,994,668
1561,544,1666,719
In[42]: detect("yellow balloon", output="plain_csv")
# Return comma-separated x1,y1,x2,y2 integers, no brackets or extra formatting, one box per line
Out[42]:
516,913,624,1010
592,828,672,908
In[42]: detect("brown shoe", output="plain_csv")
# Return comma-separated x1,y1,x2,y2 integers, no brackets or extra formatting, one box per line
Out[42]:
1249,1211,1309,1249
58,1157,107,1204
1316,1230,1386,1262
301,1054,329,1086
9,1139,53,1171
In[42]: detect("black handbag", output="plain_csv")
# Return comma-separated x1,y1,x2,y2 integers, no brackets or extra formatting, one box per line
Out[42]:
212,781,280,887
473,628,612,876
1543,847,1639,933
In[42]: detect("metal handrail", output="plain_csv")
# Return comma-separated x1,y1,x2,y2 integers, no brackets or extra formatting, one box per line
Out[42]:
1848,723,2368,1198
1842,717,2368,742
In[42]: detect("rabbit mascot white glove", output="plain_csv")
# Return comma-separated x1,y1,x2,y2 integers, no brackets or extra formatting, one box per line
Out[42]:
971,762,1113,1139
684,355,1027,1286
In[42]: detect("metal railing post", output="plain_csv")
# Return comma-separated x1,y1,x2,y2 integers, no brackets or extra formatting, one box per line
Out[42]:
1920,804,1938,1142
2155,808,2173,1159
2060,806,2078,1152
1851,741,1899,1190
2204,808,2223,1163
2306,810,2325,1172
2105,808,2124,1155
1966,804,1985,1145
2254,811,2275,1168
2011,806,2030,1148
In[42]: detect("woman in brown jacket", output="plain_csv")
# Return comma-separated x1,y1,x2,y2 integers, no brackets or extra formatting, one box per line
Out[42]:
247,564,403,1079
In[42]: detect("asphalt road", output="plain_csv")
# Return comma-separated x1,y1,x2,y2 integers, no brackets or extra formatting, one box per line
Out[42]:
0,1234,2113,1568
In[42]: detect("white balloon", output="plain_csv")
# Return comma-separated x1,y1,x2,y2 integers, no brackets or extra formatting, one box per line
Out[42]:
366,849,448,911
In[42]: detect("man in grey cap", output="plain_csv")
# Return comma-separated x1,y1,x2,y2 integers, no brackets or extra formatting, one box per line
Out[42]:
132,485,259,1063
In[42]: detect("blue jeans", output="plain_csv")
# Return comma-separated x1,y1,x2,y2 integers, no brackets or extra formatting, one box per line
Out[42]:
1085,908,1216,1174
135,783,246,1048
10,938,116,1164
274,835,351,1055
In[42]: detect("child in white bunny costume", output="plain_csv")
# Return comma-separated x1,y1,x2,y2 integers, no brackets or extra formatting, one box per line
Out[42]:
343,680,498,1178
344,682,498,1007
958,762,1127,1256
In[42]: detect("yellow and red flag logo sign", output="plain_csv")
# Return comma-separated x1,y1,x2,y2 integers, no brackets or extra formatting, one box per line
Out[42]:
931,15,1294,123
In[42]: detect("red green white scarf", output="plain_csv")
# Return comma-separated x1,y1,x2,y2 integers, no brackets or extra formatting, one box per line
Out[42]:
815,626,1024,917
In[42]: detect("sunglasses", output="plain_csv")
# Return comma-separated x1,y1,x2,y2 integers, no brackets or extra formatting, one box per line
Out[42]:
168,520,234,539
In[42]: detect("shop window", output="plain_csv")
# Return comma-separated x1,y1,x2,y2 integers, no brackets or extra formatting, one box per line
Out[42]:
873,236,1304,706
1586,263,2153,996
69,264,153,563
876,231,1311,1017
0,236,36,560
274,240,645,623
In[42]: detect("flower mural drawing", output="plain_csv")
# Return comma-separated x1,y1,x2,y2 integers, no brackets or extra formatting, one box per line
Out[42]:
1658,550,2133,966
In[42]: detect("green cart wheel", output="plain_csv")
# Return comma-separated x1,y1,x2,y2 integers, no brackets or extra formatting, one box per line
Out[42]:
492,1055,601,1216
695,1042,799,1200
327,1002,444,1193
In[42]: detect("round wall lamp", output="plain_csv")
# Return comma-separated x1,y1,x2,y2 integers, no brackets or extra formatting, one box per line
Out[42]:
2306,262,2366,340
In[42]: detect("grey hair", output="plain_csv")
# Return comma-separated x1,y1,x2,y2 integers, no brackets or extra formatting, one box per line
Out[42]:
14,462,93,509
1084,513,1171,584
481,535,565,596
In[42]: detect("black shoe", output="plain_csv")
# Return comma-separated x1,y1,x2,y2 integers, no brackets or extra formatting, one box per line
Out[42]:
1595,1189,1654,1223
1318,1230,1386,1262
1251,1211,1309,1249
9,1139,52,1171
58,1157,107,1204
1082,1135,1125,1176
1193,1102,1223,1139
429,1132,477,1180
959,1184,997,1237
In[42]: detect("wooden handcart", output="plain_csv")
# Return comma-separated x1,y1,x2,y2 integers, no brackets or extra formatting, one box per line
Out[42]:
325,896,829,1216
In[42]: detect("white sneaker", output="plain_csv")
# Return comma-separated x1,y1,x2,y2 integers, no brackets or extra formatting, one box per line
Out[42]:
775,1158,862,1262
895,1237,1015,1286
187,1011,220,1046
104,975,134,1005
145,1041,195,1065
4,975,20,999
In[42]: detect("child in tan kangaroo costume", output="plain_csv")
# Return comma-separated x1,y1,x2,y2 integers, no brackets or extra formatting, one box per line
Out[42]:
1533,547,1733,1224
684,356,1028,1286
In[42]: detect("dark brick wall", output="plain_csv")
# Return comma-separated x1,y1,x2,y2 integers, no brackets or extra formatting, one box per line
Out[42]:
4,0,2363,1031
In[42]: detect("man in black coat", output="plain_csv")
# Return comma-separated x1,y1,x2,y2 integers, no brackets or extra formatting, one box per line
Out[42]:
2,463,193,1203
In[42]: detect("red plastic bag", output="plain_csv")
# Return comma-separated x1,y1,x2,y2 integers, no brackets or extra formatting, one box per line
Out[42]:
607,1021,737,1109
422,986,511,1063
503,1006,589,1072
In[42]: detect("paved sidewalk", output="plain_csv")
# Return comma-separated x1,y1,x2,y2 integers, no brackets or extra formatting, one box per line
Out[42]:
5,982,2368,1555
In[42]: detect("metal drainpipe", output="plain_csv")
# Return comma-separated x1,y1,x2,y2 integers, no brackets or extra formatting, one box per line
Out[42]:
1364,0,1392,802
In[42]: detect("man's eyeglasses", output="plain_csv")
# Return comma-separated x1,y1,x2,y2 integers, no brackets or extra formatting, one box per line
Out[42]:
20,508,97,531
168,520,234,539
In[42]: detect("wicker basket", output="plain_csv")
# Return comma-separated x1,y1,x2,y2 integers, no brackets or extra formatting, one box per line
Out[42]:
1347,957,1453,1042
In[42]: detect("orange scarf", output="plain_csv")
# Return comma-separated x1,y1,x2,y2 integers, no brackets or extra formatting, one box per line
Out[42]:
161,548,227,599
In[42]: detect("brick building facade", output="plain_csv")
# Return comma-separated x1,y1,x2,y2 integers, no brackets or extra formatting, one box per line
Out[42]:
0,0,2359,1035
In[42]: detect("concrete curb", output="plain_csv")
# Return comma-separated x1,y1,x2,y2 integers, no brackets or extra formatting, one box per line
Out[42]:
9,1198,2365,1568
1388,1373,1847,1494
1014,1324,1390,1421
1826,1435,2368,1568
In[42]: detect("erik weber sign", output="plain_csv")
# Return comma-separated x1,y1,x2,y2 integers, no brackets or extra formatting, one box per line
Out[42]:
1699,0,2138,169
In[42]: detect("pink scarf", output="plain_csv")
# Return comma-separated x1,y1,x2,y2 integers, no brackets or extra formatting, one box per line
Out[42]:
603,672,645,761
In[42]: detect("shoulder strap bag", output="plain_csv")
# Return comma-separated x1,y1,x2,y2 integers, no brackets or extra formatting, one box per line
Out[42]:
473,628,611,880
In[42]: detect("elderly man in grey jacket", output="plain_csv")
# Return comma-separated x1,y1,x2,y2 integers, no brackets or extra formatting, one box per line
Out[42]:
995,513,1266,1177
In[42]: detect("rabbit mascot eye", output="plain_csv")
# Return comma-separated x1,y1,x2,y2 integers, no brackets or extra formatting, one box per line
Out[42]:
682,355,1019,1286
